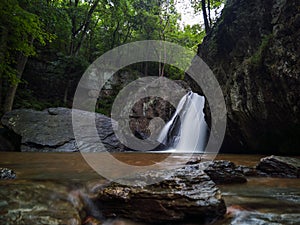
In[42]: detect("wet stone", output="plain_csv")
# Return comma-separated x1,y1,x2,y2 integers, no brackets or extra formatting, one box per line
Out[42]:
256,155,300,178
0,168,16,180
0,180,84,225
89,165,227,224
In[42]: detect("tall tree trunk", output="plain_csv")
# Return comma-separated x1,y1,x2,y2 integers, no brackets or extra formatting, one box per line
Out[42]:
201,0,210,33
74,0,100,55
0,26,8,111
144,61,148,77
3,53,28,113
63,80,71,105
207,0,212,26
160,41,167,77
0,77,3,112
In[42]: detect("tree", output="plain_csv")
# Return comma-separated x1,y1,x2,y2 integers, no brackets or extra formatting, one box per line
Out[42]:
190,0,225,33
0,0,210,113
0,0,52,113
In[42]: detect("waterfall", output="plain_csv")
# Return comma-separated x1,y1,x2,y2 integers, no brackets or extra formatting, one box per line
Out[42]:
157,91,208,153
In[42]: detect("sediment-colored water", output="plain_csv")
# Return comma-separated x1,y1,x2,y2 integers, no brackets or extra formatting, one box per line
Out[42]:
0,152,299,224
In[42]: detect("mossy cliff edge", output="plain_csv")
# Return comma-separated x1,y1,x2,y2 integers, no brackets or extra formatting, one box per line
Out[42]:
186,0,300,154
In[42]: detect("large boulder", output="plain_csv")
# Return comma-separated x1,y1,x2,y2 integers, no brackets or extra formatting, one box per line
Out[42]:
256,155,300,178
187,0,300,153
0,180,83,225
1,107,124,152
89,165,226,224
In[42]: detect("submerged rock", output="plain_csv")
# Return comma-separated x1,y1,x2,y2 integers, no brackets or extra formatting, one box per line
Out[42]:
256,155,300,178
1,108,124,152
89,165,226,224
0,168,16,180
0,181,83,225
202,161,247,184
235,165,264,177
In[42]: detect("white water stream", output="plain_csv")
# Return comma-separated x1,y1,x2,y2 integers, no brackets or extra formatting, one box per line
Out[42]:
157,91,208,153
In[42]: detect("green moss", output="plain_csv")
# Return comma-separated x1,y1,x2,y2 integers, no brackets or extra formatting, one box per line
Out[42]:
250,34,273,66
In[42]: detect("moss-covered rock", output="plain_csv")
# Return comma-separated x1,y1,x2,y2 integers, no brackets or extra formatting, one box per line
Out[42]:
186,0,300,154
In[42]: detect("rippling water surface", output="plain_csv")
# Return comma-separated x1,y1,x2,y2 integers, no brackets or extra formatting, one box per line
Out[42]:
0,153,299,224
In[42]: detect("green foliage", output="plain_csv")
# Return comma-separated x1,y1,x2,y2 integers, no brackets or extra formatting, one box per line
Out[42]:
165,66,185,80
0,0,53,83
0,0,210,112
14,89,63,110
174,24,206,51
190,0,225,32
96,94,115,116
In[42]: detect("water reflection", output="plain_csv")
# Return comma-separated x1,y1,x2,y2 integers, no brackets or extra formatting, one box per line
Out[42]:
0,153,299,225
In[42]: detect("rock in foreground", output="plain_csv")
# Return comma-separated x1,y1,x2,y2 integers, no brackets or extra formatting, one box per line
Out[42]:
1,107,124,152
0,168,16,180
90,165,226,224
0,181,83,225
256,155,300,178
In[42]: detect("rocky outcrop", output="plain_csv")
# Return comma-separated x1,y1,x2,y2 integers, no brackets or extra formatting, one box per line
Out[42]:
89,165,226,224
187,0,300,153
256,155,300,178
1,107,124,152
0,168,16,180
201,160,247,184
117,78,190,144
0,181,83,225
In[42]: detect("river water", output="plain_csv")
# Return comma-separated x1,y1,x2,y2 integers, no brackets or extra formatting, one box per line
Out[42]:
0,152,299,224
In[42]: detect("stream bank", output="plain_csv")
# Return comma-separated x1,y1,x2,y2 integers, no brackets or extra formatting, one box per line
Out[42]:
0,153,299,224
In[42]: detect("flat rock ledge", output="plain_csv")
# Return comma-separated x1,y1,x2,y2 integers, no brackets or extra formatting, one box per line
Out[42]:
256,155,300,178
89,165,227,224
1,107,124,152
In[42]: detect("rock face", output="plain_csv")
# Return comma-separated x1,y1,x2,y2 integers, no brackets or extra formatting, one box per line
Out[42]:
0,181,83,225
256,155,300,178
187,0,300,153
1,107,124,152
90,165,226,224
115,78,190,145
0,168,16,180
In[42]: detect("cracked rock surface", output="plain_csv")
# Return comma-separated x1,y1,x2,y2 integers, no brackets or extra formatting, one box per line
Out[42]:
89,165,227,224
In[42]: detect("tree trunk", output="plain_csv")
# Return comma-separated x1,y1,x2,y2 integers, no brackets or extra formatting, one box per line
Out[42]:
201,0,210,33
3,53,28,113
0,26,8,111
0,76,3,112
74,0,100,55
207,0,212,26
144,61,148,77
63,80,71,105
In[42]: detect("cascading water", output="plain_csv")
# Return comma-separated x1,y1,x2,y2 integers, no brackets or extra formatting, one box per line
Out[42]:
157,91,208,153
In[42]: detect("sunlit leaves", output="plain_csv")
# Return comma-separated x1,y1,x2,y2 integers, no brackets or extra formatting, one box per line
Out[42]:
0,0,53,83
